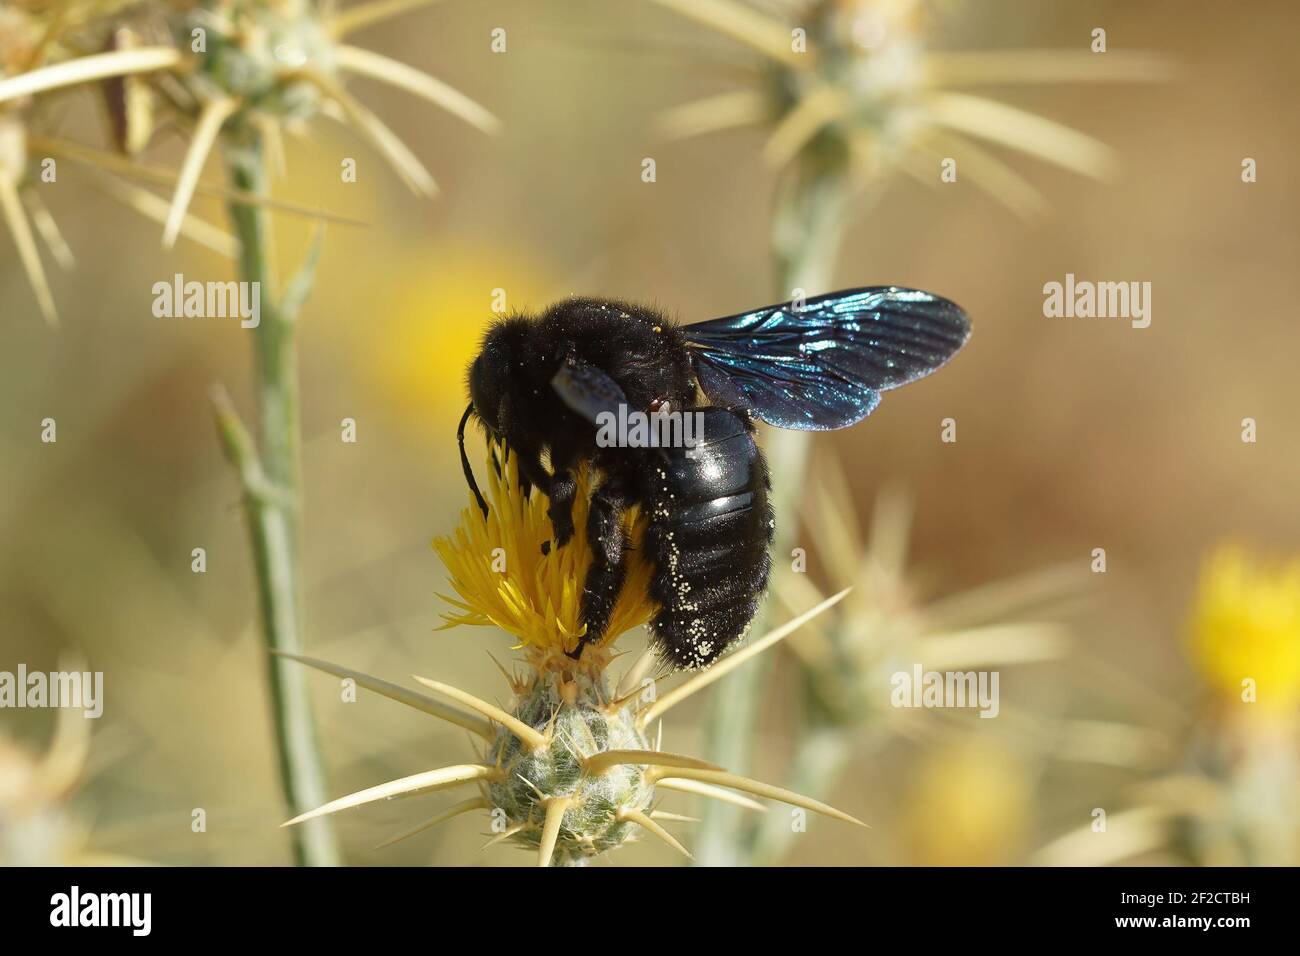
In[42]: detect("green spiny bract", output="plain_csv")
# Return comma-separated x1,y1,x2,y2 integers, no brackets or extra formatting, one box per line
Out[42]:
486,675,653,866
180,0,334,120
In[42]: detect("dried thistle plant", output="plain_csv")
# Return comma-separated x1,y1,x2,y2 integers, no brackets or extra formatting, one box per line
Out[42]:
0,4,66,326
737,450,1083,862
0,1,239,324
641,0,1169,865
651,0,1172,221
0,0,499,866
280,452,865,866
0,0,501,321
0,1,500,237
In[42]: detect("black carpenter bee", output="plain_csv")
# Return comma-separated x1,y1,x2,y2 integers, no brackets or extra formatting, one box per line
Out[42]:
459,288,970,670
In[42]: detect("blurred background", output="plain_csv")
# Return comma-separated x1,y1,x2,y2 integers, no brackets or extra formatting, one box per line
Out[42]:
1,0,1298,866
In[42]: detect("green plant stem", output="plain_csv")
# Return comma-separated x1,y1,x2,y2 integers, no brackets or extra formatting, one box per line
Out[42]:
751,721,852,864
758,723,862,865
220,128,340,867
694,156,847,867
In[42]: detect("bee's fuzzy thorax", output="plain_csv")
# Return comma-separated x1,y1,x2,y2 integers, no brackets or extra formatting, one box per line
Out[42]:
467,298,697,441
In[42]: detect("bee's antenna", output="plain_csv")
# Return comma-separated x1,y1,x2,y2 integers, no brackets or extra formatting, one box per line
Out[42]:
458,403,489,518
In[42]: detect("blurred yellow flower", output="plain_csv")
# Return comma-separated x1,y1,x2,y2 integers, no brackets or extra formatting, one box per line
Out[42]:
1190,545,1300,713
904,736,1030,866
434,451,656,672
360,248,551,429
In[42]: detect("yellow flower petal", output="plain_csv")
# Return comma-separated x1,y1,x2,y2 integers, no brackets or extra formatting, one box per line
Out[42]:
1189,544,1300,712
433,453,656,665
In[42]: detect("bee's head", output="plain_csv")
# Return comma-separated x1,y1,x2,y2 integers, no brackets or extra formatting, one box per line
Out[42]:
466,317,529,437
461,319,530,518
461,335,512,519
467,352,498,435
468,347,514,442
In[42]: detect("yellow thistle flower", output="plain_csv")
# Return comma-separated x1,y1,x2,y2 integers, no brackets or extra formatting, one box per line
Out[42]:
434,453,656,672
281,442,864,865
1190,544,1300,714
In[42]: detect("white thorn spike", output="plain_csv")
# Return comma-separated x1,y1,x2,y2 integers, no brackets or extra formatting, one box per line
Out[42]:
537,797,571,867
276,652,492,739
619,807,692,859
373,797,487,849
282,764,498,827
639,588,851,728
412,675,549,752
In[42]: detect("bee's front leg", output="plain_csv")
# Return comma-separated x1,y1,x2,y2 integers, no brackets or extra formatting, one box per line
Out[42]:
570,474,628,659
510,447,575,552
510,446,551,494
545,470,577,550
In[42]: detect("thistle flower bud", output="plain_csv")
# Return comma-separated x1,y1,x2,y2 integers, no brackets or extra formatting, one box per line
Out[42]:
486,674,654,865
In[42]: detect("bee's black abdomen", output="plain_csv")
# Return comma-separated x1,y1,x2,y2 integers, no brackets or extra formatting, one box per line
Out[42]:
641,408,774,670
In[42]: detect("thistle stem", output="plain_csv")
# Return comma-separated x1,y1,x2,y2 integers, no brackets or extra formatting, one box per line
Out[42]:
750,722,852,863
694,152,847,866
221,128,341,866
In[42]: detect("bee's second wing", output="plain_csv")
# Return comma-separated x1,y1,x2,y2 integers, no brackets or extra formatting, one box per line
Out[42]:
683,287,970,431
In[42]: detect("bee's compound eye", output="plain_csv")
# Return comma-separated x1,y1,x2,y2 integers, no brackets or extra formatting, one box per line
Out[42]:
468,356,488,413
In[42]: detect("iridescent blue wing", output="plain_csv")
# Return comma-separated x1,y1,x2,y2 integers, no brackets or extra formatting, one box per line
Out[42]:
683,287,971,430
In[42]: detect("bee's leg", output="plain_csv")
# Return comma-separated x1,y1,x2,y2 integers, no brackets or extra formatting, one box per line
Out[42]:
538,444,580,552
507,448,566,551
511,446,553,499
545,470,577,549
572,474,629,658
